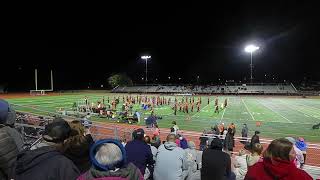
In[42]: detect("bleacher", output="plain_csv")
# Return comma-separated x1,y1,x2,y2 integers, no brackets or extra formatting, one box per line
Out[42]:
112,83,298,95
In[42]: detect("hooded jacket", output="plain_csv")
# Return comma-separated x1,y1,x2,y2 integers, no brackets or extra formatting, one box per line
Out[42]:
15,146,80,180
245,158,312,180
153,142,188,180
125,139,154,175
77,163,143,180
0,125,18,180
63,134,94,173
201,148,231,180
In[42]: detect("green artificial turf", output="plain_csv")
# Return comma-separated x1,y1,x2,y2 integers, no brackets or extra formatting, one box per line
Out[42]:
6,93,320,142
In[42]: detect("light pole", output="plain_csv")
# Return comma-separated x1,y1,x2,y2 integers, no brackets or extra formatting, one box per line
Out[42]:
141,55,151,85
245,45,259,83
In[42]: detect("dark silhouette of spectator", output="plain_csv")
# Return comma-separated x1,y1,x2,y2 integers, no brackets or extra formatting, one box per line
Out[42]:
250,131,260,149
0,123,18,179
245,138,312,180
77,139,143,180
0,99,24,151
63,120,94,173
199,134,209,151
144,136,157,180
125,128,154,175
153,134,188,180
241,123,249,144
15,119,80,180
201,137,231,180
224,128,235,153
0,99,23,180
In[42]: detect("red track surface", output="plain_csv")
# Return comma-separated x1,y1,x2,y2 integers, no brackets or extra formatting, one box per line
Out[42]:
91,121,320,167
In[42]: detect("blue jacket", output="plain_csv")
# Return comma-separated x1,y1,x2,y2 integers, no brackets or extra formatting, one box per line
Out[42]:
296,141,307,151
125,139,155,175
180,138,188,149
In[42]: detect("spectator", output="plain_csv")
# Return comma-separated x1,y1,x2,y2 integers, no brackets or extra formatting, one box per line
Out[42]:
77,139,143,180
0,99,24,151
125,128,154,175
233,149,248,179
245,138,312,180
0,123,18,180
224,128,235,153
172,121,179,135
144,135,157,180
63,120,94,173
201,137,231,180
296,137,308,168
241,123,249,144
151,133,161,148
171,121,179,135
144,136,157,161
175,134,181,147
199,133,209,151
246,143,263,167
250,131,260,149
153,124,160,136
285,137,304,168
185,141,201,180
218,123,225,135
153,134,188,180
228,122,236,136
179,135,188,149
15,119,80,180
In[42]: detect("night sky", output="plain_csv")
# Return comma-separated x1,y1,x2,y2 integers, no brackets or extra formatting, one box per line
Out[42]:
1,2,319,91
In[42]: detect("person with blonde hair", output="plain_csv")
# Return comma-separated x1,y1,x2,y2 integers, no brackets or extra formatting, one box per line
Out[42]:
246,143,263,167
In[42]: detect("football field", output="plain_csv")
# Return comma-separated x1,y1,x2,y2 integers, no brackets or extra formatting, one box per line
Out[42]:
3,93,320,142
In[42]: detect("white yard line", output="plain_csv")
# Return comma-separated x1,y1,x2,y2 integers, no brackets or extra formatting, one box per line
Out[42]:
257,100,292,123
277,100,320,120
241,98,255,121
292,102,320,115
220,108,226,121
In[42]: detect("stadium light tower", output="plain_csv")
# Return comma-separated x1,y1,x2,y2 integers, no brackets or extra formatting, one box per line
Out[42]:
141,55,151,85
245,45,259,83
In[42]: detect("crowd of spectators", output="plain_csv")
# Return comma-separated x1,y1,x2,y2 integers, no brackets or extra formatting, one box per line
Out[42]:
0,99,314,180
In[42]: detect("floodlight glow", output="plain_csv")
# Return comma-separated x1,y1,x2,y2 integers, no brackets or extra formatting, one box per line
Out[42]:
244,45,259,53
141,55,151,60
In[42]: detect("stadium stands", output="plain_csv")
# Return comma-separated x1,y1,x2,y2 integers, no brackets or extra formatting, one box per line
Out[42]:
112,83,298,94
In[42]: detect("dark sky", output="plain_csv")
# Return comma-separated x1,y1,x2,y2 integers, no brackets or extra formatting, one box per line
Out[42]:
1,2,319,90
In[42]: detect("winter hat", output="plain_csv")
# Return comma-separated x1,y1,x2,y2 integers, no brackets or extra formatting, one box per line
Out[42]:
90,139,127,171
43,119,71,143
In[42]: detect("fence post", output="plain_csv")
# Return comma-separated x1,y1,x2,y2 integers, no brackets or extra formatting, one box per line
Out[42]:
114,127,119,140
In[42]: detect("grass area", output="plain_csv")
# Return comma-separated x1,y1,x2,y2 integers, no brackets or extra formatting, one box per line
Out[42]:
5,93,320,142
